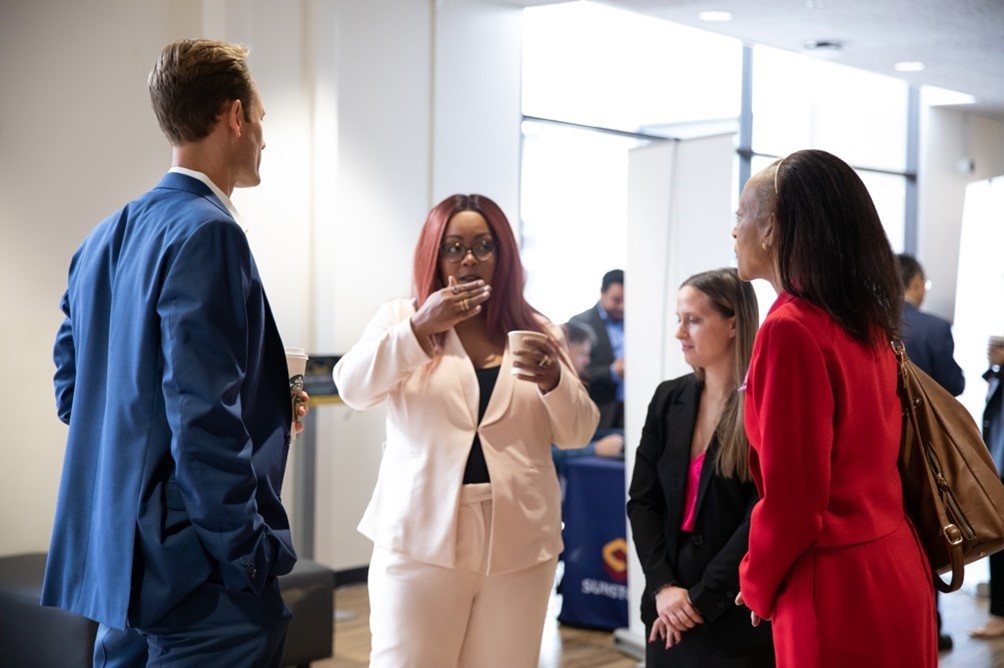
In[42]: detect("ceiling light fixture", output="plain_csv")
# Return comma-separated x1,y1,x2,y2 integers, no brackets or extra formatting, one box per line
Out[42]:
804,39,843,51
894,61,926,72
698,10,733,22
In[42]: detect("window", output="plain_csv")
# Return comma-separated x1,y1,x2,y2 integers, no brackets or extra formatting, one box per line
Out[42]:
751,45,911,247
519,119,639,322
751,45,909,172
521,2,914,315
521,2,742,320
523,2,741,133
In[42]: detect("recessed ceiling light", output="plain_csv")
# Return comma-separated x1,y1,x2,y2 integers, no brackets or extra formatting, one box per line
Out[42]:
804,39,843,51
894,61,926,72
698,10,734,22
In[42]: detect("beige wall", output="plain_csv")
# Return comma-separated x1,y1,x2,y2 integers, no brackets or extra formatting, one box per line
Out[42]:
0,0,197,555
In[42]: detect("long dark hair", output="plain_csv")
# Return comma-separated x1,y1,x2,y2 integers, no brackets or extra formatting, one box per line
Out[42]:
681,268,758,481
771,149,902,344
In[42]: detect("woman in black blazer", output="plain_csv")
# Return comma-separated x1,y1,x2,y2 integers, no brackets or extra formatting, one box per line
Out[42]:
628,268,774,667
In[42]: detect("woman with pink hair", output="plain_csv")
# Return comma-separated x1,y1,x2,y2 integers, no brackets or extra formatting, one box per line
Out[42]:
333,194,599,667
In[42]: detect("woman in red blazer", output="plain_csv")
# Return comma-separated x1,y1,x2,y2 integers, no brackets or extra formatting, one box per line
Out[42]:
731,150,936,667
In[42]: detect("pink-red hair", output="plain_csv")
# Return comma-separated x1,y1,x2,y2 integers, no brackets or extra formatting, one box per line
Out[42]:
412,194,550,352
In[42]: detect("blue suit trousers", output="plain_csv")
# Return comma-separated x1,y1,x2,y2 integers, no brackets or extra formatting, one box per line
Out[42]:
93,579,290,667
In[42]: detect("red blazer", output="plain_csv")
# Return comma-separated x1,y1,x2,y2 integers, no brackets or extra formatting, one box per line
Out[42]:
739,293,936,667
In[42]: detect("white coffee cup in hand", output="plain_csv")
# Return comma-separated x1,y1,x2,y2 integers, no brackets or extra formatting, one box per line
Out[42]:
507,330,548,376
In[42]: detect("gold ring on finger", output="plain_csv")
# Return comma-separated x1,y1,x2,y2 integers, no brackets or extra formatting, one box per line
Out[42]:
538,354,551,368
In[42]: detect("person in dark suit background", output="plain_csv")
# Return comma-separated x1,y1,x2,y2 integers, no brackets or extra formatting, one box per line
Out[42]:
551,320,625,477
45,39,308,667
570,269,625,429
628,268,773,667
970,337,1004,640
898,254,965,396
897,253,964,652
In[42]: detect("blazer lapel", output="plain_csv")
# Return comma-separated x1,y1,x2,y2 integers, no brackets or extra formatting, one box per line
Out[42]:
693,435,720,523
480,340,516,429
443,328,480,428
663,380,700,531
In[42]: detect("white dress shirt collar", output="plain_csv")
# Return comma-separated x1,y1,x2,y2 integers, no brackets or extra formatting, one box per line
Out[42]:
169,166,244,228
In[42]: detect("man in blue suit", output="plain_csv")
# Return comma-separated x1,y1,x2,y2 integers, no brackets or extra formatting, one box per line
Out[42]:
45,39,307,667
897,253,964,652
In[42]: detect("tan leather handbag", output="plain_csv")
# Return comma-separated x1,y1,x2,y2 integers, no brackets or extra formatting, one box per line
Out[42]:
894,340,1004,592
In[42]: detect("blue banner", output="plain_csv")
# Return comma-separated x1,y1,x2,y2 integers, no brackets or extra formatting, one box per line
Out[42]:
558,456,629,630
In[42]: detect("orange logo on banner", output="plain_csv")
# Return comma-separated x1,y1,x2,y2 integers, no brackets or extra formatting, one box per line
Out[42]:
602,538,628,583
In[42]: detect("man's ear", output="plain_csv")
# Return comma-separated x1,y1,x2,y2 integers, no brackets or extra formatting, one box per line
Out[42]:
226,99,244,136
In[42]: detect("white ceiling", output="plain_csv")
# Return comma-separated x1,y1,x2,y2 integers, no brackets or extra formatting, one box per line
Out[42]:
509,0,1004,118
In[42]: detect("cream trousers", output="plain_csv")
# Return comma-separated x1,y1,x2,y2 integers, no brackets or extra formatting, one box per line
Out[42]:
367,482,558,667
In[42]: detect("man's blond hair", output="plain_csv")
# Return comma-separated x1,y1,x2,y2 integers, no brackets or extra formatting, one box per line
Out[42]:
148,39,254,145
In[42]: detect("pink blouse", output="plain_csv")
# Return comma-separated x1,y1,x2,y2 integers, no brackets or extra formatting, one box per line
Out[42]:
679,450,707,532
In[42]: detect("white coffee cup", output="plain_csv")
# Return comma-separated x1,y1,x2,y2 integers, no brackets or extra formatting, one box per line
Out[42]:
507,330,548,375
285,347,309,438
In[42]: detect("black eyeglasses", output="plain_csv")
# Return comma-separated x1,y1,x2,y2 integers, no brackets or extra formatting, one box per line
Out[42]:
439,239,497,263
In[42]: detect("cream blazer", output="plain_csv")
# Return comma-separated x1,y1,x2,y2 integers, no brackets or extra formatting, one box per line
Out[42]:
333,299,600,574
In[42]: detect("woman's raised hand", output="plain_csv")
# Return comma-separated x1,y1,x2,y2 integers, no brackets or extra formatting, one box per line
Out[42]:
411,276,491,344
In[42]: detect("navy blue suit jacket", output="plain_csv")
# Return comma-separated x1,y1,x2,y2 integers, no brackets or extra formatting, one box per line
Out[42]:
45,172,296,629
569,304,620,427
901,302,965,396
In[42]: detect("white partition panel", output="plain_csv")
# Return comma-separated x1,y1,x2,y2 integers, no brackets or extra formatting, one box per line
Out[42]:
621,134,736,649
952,176,1004,423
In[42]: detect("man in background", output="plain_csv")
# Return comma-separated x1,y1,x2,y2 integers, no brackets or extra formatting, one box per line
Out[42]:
45,39,306,666
971,337,1004,641
551,320,625,477
898,254,965,396
570,269,625,430
898,253,964,652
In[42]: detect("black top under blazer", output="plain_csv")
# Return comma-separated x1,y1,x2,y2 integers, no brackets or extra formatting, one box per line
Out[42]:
628,374,773,657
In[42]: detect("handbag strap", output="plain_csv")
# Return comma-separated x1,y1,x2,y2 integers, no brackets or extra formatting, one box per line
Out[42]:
892,340,965,592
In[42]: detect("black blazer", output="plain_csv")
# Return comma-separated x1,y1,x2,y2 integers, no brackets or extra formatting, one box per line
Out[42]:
628,374,771,651
570,304,619,427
